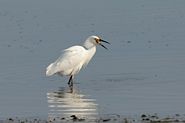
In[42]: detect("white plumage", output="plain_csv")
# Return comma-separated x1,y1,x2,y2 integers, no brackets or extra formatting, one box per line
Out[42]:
46,35,110,86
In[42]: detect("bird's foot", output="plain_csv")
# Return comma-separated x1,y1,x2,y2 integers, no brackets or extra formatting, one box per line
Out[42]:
68,81,73,88
68,83,73,93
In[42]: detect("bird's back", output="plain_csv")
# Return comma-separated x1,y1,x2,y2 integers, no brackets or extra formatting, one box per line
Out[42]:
46,46,87,76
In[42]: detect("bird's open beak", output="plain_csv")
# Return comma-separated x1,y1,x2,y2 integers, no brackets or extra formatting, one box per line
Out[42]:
99,39,110,50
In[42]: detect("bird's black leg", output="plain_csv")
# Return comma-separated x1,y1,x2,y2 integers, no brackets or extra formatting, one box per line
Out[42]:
68,75,74,87
68,75,73,86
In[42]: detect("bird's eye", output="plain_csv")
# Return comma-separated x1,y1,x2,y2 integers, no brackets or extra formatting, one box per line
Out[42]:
94,38,99,44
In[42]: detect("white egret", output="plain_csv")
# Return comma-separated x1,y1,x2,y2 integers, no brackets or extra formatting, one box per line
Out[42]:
46,35,110,87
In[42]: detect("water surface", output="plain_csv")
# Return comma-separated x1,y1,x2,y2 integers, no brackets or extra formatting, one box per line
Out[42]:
0,0,185,119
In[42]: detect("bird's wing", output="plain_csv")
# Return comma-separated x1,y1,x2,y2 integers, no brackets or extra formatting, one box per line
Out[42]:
52,46,87,74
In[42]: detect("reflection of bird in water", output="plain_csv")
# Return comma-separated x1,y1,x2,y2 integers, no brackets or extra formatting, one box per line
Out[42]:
47,86,98,120
46,35,110,87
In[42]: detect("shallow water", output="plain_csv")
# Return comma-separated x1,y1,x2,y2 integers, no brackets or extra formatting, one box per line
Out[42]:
47,86,98,120
0,0,185,119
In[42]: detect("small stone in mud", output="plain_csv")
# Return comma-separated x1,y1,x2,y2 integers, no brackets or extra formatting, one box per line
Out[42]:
143,118,150,121
141,114,147,118
8,118,14,121
102,118,111,122
70,115,78,120
61,117,65,120
70,115,85,122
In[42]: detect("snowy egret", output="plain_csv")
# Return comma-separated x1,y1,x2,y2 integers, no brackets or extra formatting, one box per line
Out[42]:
46,35,110,87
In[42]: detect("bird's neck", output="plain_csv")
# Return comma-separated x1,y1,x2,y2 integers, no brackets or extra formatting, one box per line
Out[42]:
83,39,95,49
83,39,96,64
83,46,96,66
87,46,96,56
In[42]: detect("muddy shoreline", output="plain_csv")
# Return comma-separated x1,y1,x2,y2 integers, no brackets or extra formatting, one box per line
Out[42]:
1,114,185,123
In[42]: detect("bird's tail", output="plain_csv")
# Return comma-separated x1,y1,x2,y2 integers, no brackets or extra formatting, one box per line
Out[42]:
46,63,57,76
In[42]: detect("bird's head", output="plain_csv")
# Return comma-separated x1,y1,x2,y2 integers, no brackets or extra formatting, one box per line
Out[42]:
87,35,110,49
